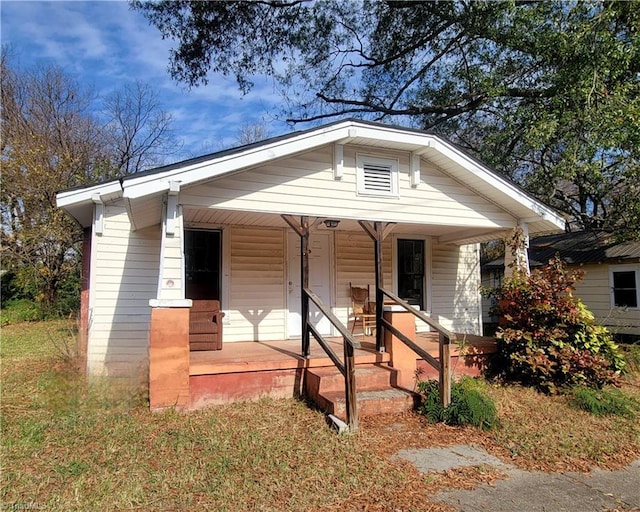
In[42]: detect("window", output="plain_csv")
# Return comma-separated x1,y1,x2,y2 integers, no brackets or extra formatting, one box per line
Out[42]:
610,265,639,309
397,239,425,310
356,155,399,197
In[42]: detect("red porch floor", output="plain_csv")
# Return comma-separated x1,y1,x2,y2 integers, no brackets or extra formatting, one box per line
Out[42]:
190,333,496,376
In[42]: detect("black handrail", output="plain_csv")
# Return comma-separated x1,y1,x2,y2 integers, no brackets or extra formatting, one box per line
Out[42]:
378,287,453,406
304,287,359,432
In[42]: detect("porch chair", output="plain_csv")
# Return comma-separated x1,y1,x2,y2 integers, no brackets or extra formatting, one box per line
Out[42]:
189,300,225,351
349,283,376,336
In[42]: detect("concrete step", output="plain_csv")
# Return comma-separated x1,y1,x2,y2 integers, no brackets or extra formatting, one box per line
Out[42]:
317,387,419,419
305,364,398,397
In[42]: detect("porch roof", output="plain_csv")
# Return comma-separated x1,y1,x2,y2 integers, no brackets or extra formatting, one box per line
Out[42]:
57,119,565,243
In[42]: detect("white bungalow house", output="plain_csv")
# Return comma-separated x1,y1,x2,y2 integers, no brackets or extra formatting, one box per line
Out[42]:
57,120,564,425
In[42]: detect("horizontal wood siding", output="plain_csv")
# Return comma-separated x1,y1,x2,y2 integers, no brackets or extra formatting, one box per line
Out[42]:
89,201,160,378
431,242,481,334
180,145,515,228
576,264,640,334
334,231,393,326
226,226,286,341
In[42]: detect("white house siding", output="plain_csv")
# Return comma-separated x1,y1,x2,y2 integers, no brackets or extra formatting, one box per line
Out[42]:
576,263,640,335
225,226,287,342
89,201,160,378
220,227,484,340
180,145,516,230
431,242,482,334
334,231,393,326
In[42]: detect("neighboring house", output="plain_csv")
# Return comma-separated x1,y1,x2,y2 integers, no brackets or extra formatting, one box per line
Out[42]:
57,119,564,412
482,231,640,341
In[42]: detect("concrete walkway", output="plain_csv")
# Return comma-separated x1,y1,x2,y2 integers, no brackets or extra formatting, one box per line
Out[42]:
393,445,640,511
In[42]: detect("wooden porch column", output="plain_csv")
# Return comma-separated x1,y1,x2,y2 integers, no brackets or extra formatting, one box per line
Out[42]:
359,221,395,352
301,219,310,356
148,300,192,410
439,332,451,407
281,215,311,357
373,223,384,351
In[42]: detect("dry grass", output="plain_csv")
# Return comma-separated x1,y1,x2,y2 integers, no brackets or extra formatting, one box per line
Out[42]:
2,320,639,511
486,382,640,472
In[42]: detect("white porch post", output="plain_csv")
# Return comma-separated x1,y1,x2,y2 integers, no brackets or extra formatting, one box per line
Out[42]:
157,183,186,300
504,222,530,278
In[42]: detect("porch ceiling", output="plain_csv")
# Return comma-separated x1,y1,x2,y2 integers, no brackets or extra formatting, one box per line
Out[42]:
182,207,511,244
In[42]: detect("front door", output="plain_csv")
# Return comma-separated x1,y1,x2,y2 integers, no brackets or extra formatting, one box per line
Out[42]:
287,231,332,337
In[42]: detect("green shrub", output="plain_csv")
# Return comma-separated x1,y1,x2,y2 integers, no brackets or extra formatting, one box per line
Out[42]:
417,377,498,430
0,299,45,325
569,386,640,418
487,256,625,394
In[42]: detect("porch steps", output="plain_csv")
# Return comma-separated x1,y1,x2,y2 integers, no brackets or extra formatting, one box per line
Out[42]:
304,364,419,420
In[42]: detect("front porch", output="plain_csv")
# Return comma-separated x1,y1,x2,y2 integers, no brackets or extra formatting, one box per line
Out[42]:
152,326,497,414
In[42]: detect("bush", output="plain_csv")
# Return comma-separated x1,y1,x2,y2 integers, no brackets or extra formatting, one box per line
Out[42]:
569,386,640,418
0,299,45,325
487,256,625,394
417,377,498,430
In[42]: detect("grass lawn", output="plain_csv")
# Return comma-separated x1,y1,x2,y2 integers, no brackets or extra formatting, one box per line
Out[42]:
2,320,639,511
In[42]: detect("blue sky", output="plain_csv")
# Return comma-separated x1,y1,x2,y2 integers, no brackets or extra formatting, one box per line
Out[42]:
1,1,292,161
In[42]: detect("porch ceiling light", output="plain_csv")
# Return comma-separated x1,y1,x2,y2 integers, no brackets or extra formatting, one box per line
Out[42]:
323,219,340,228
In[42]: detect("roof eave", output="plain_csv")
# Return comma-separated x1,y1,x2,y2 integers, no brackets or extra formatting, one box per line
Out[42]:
56,181,123,228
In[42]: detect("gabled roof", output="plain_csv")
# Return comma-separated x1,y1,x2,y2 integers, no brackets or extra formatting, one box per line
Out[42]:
484,231,640,270
57,119,565,236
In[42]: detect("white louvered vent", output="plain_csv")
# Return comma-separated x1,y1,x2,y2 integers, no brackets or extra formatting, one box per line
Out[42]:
363,163,393,193
357,155,399,197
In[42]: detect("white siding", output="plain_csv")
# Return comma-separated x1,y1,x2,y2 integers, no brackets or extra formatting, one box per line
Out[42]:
89,201,160,378
334,231,393,326
180,145,516,229
576,263,640,335
225,226,287,341
431,242,482,334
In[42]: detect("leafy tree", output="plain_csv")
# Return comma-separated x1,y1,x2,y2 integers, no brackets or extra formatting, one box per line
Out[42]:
1,58,107,312
133,0,640,240
1,55,179,313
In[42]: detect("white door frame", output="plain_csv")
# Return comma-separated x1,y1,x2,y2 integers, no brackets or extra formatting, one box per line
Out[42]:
286,230,335,338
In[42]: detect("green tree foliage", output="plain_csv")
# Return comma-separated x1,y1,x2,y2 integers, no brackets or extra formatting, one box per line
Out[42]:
1,55,178,313
134,0,640,240
1,59,107,313
487,257,626,394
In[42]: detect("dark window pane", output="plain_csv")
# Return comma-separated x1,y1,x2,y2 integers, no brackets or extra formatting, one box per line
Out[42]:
612,271,637,308
614,290,637,308
185,230,221,301
397,239,424,309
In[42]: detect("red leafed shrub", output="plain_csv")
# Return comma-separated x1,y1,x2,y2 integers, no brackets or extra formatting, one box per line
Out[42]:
487,256,625,394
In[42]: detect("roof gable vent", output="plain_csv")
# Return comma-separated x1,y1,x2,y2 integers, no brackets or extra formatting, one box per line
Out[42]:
357,155,398,197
